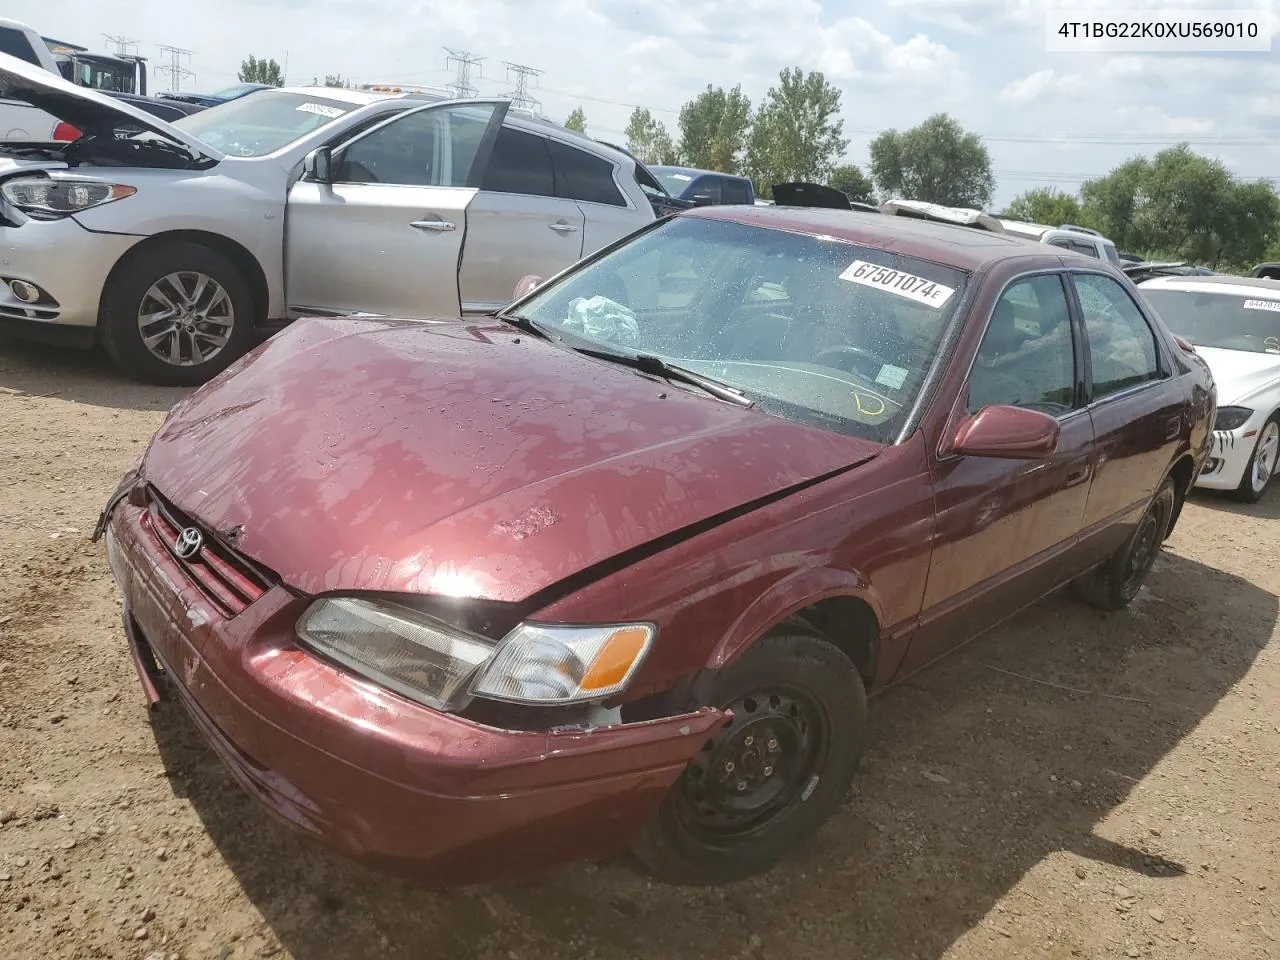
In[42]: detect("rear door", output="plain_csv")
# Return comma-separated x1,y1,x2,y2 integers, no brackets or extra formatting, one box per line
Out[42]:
284,100,508,319
457,125,586,313
1070,270,1184,558
547,137,649,258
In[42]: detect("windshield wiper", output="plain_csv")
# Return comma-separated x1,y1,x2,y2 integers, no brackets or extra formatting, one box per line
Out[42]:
494,311,552,340
573,346,753,407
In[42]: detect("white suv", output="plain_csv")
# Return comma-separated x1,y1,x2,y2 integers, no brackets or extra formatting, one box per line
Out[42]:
996,219,1121,262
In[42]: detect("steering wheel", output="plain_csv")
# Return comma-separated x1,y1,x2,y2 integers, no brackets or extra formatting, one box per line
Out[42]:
813,344,890,379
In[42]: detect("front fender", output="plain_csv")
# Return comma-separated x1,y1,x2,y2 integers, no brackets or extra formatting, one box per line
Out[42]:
708,565,883,672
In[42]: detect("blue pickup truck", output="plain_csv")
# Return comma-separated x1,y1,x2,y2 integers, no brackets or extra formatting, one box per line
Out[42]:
648,165,756,206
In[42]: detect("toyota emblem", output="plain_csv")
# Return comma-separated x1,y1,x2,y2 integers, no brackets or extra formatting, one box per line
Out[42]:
174,526,204,559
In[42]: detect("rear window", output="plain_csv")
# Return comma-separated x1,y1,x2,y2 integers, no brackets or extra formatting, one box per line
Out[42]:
173,90,358,156
548,140,624,206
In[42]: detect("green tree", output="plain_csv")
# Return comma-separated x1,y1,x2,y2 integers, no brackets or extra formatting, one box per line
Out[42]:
239,56,284,87
828,163,875,204
1081,145,1280,268
1001,187,1086,226
677,84,752,172
564,106,587,134
1079,156,1149,248
744,68,848,198
322,73,349,88
625,107,678,165
868,113,994,208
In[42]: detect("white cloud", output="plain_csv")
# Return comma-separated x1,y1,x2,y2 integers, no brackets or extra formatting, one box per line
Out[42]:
5,0,1278,206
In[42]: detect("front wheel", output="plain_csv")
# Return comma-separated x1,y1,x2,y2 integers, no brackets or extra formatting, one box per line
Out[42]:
99,242,256,387
1233,416,1279,504
629,632,866,886
1072,476,1176,612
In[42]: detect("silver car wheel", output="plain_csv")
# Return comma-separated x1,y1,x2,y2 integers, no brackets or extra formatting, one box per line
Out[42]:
1249,419,1279,495
136,271,235,367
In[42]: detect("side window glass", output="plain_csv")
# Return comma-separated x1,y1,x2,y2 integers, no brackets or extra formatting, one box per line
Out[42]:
968,274,1077,415
481,126,555,197
547,140,625,206
691,177,722,205
722,178,750,204
335,103,496,187
1070,240,1100,258
0,28,40,66
1073,273,1163,399
1047,238,1070,249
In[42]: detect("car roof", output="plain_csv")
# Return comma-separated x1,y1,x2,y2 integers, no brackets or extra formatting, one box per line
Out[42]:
277,85,409,106
1139,274,1280,298
689,204,1046,272
649,164,744,179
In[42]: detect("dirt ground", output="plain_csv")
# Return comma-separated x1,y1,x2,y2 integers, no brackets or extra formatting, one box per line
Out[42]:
0,338,1277,960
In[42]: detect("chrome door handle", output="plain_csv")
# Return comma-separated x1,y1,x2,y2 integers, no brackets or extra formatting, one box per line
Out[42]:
549,221,579,234
409,219,455,232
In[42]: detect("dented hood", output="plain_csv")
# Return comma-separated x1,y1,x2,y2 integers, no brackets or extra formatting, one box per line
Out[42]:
0,52,221,161
140,317,880,602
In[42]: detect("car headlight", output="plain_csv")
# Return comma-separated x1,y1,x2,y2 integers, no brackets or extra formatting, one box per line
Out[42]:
470,622,654,704
0,176,136,219
297,598,654,709
1214,406,1253,431
297,598,495,711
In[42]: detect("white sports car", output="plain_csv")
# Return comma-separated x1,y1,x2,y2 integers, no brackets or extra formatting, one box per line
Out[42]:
1139,275,1280,503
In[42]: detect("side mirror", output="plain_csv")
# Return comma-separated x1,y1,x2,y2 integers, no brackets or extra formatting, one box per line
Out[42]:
951,404,1060,459
303,146,333,183
513,274,543,300
690,194,714,207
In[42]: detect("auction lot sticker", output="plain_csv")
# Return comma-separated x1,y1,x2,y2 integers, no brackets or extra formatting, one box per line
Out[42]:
839,260,956,308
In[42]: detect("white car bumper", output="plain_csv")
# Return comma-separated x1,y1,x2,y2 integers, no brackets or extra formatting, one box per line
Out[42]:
1196,423,1262,491
0,215,143,343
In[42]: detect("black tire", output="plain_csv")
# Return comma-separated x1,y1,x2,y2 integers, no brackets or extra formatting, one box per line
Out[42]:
629,631,867,886
1072,476,1177,612
1231,414,1280,504
99,242,256,387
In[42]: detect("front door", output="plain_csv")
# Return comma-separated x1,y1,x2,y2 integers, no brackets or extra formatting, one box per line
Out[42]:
284,100,508,320
900,272,1095,676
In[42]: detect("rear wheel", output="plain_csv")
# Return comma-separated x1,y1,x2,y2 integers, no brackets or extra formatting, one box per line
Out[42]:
99,242,256,387
1072,477,1176,612
629,631,866,886
1233,416,1279,504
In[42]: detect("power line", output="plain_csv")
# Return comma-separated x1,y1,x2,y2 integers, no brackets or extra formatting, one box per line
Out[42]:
503,62,544,114
156,44,194,92
443,48,483,99
102,34,139,58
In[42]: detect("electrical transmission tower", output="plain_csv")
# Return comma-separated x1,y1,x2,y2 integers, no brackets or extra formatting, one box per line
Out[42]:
503,62,543,114
156,45,194,92
443,48,483,99
102,34,139,57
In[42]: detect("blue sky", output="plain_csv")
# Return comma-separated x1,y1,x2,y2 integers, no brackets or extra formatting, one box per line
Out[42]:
14,0,1280,207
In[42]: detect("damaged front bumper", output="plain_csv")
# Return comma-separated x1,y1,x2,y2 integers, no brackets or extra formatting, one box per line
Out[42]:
103,497,723,885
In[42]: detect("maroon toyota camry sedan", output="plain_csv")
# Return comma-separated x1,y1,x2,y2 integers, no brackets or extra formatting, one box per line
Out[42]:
96,206,1215,887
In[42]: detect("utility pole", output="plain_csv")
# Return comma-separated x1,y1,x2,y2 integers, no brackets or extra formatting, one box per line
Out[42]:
502,62,543,115
155,44,194,92
443,47,483,99
102,34,139,57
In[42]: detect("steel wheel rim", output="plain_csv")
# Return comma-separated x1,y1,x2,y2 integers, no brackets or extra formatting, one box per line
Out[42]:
1122,498,1165,596
1250,421,1279,494
137,271,234,367
675,685,829,844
